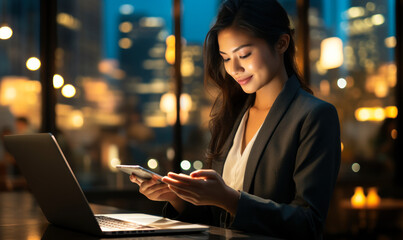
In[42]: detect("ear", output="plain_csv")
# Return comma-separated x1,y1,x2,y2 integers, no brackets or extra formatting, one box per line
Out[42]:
276,33,290,54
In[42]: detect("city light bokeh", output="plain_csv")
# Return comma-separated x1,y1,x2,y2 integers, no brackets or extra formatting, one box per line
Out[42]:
0,25,13,40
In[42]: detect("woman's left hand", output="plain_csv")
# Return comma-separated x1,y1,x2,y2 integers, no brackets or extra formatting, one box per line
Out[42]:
161,169,240,215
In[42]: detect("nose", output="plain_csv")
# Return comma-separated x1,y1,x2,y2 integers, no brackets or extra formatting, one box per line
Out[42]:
227,58,244,76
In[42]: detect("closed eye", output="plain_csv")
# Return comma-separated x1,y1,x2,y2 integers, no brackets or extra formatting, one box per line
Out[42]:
240,52,251,59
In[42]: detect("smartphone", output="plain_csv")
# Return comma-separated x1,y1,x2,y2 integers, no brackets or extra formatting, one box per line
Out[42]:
116,165,164,182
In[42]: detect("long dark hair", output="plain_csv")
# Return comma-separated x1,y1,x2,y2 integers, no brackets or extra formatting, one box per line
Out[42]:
204,0,312,166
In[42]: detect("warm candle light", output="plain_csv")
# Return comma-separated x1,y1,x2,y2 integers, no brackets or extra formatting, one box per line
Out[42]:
354,107,396,122
366,187,381,207
351,186,366,208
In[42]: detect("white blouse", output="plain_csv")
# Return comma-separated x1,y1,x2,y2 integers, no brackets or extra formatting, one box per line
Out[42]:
222,109,262,191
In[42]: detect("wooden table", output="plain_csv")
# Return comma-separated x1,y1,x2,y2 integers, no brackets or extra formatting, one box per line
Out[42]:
0,191,281,240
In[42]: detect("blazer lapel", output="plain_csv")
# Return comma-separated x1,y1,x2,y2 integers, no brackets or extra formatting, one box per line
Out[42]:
242,75,301,192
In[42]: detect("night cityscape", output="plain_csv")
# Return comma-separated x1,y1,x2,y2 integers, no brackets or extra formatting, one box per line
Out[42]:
0,0,401,239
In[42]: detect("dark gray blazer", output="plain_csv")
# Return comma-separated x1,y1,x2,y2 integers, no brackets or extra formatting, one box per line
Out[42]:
164,75,341,239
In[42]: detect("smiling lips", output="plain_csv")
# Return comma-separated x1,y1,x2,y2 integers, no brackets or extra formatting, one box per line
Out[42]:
236,76,253,85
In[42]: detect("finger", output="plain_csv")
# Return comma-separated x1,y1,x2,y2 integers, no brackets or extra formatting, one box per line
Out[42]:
162,176,180,184
130,175,143,185
166,172,200,184
163,175,209,195
161,175,187,185
190,169,217,179
162,176,195,187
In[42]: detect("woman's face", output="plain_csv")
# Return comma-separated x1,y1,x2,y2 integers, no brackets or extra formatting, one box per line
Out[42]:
218,27,284,94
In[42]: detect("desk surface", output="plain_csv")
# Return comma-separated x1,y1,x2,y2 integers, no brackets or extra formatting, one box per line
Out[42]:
0,191,279,240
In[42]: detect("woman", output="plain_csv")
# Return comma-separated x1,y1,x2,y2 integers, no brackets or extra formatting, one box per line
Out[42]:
130,0,340,238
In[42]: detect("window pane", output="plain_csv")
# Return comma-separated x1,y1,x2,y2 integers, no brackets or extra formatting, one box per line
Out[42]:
180,0,220,173
55,0,174,189
309,0,396,235
309,0,396,182
54,0,220,190
0,0,41,190
278,0,298,25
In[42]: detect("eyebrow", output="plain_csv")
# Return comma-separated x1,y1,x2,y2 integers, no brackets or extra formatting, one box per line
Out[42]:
219,44,252,55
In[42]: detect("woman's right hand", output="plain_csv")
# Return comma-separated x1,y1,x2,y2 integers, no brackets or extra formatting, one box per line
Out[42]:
130,174,186,213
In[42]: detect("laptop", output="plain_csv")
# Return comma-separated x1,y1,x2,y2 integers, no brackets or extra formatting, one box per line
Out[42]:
4,133,209,237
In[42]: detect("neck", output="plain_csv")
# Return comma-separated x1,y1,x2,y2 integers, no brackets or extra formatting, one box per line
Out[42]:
254,71,287,111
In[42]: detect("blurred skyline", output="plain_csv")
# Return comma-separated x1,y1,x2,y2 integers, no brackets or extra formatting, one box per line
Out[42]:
103,0,219,58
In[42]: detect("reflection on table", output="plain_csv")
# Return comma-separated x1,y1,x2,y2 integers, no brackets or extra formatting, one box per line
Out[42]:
340,198,403,236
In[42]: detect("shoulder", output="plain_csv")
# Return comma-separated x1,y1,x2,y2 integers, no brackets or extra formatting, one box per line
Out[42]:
293,88,338,117
285,89,340,133
289,89,340,140
282,75,337,118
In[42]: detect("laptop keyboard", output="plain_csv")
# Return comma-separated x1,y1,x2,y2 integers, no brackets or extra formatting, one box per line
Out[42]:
96,215,156,230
